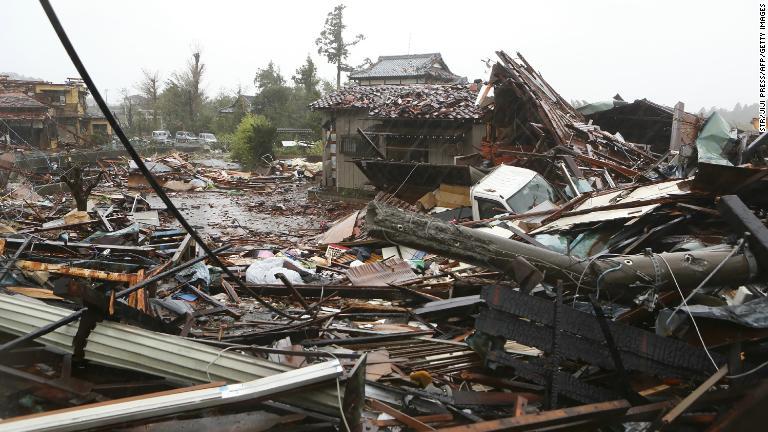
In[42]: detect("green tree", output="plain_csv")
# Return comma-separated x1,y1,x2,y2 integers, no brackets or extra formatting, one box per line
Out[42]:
230,114,276,168
292,55,321,100
315,4,365,89
252,62,293,127
254,61,285,90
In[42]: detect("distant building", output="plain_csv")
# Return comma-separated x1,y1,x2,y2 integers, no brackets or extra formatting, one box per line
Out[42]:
0,93,54,149
349,53,465,86
218,94,256,115
0,75,112,149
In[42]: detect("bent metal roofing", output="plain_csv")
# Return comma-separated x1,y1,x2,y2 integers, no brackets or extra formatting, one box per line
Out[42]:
309,84,481,120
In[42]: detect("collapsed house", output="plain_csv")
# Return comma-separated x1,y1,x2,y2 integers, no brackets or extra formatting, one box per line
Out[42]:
0,93,55,149
578,97,702,155
0,76,112,148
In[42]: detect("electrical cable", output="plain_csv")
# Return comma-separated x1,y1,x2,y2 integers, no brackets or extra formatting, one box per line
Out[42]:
317,350,351,432
38,0,301,321
657,254,720,372
726,358,768,379
386,163,418,205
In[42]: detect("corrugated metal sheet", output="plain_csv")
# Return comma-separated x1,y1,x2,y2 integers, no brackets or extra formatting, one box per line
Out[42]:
0,294,340,413
0,360,343,432
347,257,416,286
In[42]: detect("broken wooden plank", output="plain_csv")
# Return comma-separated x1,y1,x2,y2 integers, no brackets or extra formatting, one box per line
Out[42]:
15,260,142,285
660,365,728,426
434,399,631,432
369,398,436,431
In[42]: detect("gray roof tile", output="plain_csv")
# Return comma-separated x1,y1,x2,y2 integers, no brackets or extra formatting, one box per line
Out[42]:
309,84,481,120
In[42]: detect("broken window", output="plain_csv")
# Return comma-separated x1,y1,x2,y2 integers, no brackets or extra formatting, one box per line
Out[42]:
475,197,507,219
339,135,378,158
505,174,560,214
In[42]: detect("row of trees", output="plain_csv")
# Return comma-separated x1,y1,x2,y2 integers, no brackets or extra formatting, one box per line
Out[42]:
120,3,366,168
119,51,330,140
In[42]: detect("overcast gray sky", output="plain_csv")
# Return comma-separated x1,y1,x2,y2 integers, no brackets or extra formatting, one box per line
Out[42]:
1,0,756,110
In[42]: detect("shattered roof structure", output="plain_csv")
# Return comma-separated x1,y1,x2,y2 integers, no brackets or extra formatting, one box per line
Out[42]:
349,53,463,83
583,98,703,154
482,51,659,179
0,92,49,120
309,84,482,120
0,93,47,110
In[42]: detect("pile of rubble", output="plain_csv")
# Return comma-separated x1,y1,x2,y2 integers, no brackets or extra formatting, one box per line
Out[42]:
1,50,768,432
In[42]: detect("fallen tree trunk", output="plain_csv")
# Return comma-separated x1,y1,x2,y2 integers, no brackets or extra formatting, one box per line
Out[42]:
366,202,757,299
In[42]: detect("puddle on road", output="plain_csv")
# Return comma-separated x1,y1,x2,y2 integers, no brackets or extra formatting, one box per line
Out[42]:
144,184,323,241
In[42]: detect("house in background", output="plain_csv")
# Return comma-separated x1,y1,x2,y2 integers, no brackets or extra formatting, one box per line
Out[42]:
0,93,55,149
349,53,466,86
309,83,483,199
218,94,256,115
0,75,112,148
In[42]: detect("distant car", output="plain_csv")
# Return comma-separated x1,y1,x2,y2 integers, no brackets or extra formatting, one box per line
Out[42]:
151,130,172,144
175,131,197,143
198,132,218,144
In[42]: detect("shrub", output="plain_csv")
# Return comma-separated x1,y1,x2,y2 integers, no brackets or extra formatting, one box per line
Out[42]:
230,114,276,168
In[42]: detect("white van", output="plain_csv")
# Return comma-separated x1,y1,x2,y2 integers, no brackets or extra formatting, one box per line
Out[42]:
470,165,562,220
198,133,218,144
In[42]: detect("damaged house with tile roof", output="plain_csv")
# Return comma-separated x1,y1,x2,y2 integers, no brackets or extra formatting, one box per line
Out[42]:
0,92,55,149
309,82,484,197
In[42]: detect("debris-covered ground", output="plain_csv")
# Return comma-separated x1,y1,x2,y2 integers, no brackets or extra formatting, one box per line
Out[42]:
2,49,768,432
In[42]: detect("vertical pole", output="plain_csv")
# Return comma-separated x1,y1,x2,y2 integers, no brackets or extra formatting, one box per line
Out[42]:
546,280,563,410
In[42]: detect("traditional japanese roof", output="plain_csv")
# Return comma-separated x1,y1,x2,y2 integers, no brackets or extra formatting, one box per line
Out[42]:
309,84,481,120
0,93,47,110
219,94,256,114
0,92,49,121
349,53,463,83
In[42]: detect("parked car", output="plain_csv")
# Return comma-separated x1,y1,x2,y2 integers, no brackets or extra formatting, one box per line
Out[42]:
198,132,218,144
151,130,172,144
175,131,197,143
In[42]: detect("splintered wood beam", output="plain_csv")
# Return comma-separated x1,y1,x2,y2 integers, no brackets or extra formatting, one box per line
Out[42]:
434,399,631,432
660,365,728,426
15,260,141,285
369,399,436,431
